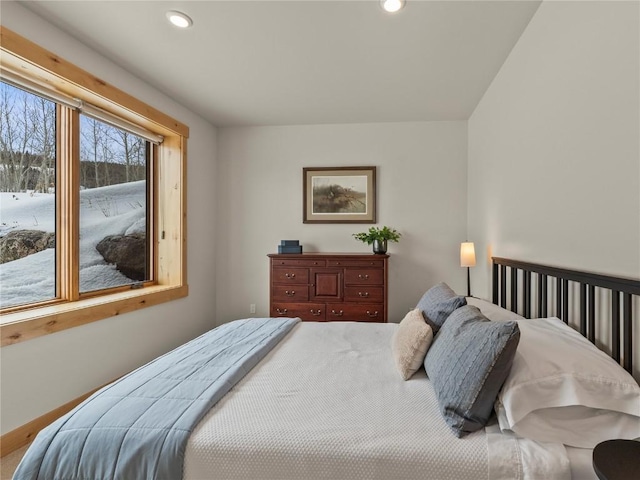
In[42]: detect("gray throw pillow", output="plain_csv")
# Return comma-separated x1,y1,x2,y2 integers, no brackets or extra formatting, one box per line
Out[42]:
424,305,520,438
415,282,466,333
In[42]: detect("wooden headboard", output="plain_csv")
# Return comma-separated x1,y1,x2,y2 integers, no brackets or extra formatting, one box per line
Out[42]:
491,257,639,375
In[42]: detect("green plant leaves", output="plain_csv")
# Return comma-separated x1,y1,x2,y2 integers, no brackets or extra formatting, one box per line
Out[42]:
352,226,401,244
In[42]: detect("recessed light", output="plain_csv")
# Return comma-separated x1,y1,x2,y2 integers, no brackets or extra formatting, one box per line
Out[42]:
166,10,193,29
381,0,405,14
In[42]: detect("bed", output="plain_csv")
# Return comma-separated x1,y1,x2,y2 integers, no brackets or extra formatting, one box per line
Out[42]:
13,257,640,480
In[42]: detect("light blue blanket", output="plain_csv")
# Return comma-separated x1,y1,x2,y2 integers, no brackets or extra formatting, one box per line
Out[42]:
14,317,300,480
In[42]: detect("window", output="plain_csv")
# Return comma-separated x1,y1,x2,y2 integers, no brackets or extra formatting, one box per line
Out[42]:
0,83,57,308
0,27,188,345
78,114,151,294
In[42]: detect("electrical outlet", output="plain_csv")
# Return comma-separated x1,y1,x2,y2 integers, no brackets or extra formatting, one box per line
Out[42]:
250,303,256,314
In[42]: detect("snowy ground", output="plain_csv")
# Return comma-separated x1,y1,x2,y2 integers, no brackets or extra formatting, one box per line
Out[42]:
0,181,146,309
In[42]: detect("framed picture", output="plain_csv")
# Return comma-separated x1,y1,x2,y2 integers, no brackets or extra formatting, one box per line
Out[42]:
303,166,376,223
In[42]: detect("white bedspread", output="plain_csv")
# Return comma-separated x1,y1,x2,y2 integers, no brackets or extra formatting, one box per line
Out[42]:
184,321,570,480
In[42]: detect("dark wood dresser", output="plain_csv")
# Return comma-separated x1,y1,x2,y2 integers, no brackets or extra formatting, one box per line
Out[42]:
268,253,389,322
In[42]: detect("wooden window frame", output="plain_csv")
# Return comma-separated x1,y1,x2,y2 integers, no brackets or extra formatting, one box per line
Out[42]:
0,27,188,346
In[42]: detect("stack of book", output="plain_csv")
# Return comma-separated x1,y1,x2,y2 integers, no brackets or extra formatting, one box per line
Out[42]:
278,240,302,254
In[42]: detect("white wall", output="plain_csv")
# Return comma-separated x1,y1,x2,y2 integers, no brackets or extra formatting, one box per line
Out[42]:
215,122,468,325
469,0,639,293
468,1,639,377
0,2,218,434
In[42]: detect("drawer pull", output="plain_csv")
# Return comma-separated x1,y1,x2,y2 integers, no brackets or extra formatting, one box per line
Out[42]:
366,311,379,318
331,310,344,316
276,308,288,315
285,290,295,296
310,309,322,316
358,292,369,298
358,274,369,280
285,273,296,279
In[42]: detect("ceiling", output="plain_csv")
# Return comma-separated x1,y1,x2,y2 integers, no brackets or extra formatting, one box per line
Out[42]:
19,0,542,127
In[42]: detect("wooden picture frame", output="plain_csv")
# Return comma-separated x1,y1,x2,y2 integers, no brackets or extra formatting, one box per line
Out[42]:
303,166,376,223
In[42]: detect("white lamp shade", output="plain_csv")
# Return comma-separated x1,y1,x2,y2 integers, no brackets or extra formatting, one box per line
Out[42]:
460,242,476,267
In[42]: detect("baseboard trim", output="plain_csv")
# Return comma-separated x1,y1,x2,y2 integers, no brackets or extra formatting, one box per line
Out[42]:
0,381,111,457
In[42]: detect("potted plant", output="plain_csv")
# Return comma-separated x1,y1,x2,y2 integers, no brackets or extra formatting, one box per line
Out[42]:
352,226,401,254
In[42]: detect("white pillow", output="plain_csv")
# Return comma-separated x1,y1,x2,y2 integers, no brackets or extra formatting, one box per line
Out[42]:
465,297,525,322
496,317,640,448
391,309,434,380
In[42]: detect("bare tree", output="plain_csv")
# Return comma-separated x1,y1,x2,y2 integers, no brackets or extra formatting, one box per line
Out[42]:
80,116,107,188
32,96,56,192
0,83,55,192
109,128,146,184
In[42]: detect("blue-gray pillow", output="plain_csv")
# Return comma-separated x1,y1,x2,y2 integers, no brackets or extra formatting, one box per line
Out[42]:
415,282,466,333
424,305,520,438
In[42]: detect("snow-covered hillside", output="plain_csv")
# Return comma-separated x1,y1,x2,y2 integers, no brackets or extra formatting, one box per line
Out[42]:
0,181,146,309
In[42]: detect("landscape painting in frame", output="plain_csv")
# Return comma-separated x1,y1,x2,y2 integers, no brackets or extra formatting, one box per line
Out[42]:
303,167,376,223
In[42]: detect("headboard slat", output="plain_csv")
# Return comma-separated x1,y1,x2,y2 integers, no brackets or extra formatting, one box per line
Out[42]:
500,265,507,308
588,285,596,343
511,268,518,313
579,283,588,337
492,262,499,304
623,293,632,372
612,290,621,362
562,279,569,323
555,279,562,319
523,270,532,318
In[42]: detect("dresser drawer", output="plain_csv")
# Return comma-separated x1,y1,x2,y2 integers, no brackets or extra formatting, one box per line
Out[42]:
271,303,325,321
327,259,385,268
272,267,310,284
326,303,384,322
272,259,326,267
344,286,384,302
344,269,384,285
272,285,310,302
